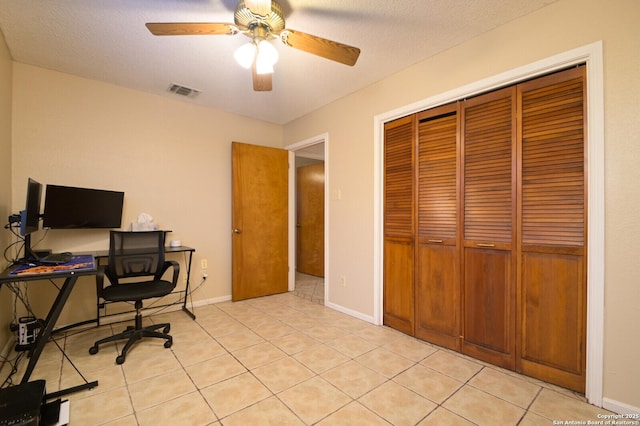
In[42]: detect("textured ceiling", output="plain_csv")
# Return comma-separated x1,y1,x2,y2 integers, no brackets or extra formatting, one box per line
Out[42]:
0,0,556,124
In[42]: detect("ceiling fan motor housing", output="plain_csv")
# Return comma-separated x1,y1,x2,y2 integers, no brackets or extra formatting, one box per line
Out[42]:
235,0,285,37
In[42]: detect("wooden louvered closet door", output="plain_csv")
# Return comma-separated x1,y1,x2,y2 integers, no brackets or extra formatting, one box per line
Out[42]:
383,116,416,335
461,87,518,369
517,67,587,392
414,104,461,350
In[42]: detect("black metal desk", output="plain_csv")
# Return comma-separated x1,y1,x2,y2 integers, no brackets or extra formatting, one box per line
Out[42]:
0,260,99,398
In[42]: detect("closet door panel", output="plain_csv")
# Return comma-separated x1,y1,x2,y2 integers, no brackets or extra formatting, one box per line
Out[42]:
383,116,415,335
414,105,460,349
517,66,586,392
461,87,517,369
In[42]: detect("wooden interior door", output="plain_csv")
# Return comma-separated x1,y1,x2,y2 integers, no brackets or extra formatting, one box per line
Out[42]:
517,67,587,392
414,104,461,350
461,87,517,370
296,163,325,277
232,142,288,301
383,116,415,335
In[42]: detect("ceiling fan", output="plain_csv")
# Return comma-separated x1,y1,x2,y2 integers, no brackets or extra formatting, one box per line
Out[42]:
146,0,361,92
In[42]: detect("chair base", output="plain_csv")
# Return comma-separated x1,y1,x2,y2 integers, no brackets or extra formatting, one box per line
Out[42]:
89,312,172,364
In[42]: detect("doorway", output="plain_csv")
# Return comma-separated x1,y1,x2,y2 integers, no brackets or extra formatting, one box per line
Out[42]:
286,135,327,305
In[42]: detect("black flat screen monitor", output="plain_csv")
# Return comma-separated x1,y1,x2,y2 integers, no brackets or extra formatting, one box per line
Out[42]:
43,185,124,229
21,178,43,237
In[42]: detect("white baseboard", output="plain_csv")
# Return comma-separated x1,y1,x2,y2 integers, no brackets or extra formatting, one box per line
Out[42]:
325,301,376,324
602,398,640,416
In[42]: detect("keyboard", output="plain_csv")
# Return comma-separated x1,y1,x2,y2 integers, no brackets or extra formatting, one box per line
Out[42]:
39,252,73,265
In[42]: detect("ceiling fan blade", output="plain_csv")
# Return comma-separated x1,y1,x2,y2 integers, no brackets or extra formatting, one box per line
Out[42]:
278,29,360,66
252,64,272,91
146,23,237,36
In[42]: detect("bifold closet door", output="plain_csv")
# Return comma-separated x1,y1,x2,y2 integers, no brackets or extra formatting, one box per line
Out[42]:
517,67,587,392
461,87,517,370
414,104,461,350
383,116,415,335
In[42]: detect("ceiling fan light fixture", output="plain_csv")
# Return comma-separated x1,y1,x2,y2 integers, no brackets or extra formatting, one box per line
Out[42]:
234,42,256,69
257,39,278,65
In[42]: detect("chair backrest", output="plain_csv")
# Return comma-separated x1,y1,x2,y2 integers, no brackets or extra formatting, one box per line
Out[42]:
107,231,166,283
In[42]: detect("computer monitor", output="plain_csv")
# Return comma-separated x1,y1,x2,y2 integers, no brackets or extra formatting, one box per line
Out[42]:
20,178,43,260
42,185,124,229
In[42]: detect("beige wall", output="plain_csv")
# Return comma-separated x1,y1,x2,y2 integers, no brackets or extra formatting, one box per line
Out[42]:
284,0,639,411
10,64,283,325
0,29,14,349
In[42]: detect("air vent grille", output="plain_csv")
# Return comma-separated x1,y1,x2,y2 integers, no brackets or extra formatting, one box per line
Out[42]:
168,83,200,98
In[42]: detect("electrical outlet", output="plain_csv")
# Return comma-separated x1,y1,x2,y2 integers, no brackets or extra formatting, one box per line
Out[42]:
201,259,208,269
340,275,346,287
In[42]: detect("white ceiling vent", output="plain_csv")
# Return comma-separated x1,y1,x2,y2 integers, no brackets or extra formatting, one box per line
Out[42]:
168,83,200,98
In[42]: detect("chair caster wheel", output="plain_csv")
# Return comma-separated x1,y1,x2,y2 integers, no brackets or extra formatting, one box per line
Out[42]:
164,340,172,348
116,355,125,365
89,346,98,355
163,326,170,334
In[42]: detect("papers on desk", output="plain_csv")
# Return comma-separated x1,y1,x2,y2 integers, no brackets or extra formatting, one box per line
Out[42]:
9,255,95,276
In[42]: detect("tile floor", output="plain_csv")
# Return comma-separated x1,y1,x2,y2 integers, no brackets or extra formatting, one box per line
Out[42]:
1,288,612,425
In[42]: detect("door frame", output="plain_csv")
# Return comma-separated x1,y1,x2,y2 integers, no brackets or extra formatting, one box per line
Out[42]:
284,134,328,302
373,42,604,405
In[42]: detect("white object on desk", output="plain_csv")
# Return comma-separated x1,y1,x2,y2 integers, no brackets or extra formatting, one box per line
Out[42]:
170,240,181,248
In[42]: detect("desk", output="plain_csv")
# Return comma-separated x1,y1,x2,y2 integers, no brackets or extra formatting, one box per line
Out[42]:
0,258,99,398
93,245,196,323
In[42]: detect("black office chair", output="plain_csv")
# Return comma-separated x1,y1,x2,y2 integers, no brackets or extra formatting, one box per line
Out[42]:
89,230,179,364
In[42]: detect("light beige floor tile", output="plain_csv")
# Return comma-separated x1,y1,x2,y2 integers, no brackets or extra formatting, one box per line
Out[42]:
394,364,463,404
304,325,350,343
357,325,402,346
293,343,350,373
359,380,437,426
356,347,415,378
197,317,247,338
322,360,387,398
171,334,226,366
60,362,124,397
270,331,319,355
417,407,476,425
252,357,315,393
232,341,287,370
325,334,377,358
222,396,304,426
200,372,271,419
128,368,196,411
184,353,247,388
69,386,133,425
519,410,557,425
136,391,217,425
279,376,352,424
102,414,139,426
250,320,297,340
383,334,438,362
316,401,389,425
215,328,264,352
469,367,541,408
120,348,182,383
443,385,526,425
529,388,612,422
421,350,483,382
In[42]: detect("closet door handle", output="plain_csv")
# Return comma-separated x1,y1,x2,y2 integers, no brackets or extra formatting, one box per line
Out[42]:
428,239,443,243
233,228,242,234
476,243,495,248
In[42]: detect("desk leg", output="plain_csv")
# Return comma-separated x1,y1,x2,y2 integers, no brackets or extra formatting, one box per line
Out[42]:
22,275,79,383
181,250,196,320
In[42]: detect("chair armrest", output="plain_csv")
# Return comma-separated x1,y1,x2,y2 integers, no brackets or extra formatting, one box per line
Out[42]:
159,260,180,284
95,265,107,298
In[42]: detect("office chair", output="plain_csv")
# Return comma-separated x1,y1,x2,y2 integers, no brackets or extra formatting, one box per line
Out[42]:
88,230,179,364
